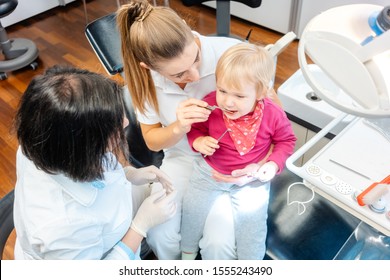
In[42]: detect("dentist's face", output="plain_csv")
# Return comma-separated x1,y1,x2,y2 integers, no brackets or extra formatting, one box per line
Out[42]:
155,40,201,84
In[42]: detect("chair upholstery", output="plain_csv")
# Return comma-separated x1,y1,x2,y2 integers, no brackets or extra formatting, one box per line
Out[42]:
0,189,14,259
181,0,262,37
265,169,360,259
266,168,390,260
85,12,123,76
85,13,164,168
122,87,164,168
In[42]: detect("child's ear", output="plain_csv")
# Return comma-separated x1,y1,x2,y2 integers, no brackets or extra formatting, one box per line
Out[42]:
256,87,267,100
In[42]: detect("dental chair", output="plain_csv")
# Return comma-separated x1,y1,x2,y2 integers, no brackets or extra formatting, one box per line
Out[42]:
265,170,361,260
0,0,39,80
181,0,262,37
0,189,14,259
85,11,386,260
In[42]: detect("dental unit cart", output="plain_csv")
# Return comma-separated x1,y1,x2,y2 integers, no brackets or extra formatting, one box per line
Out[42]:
282,3,390,259
287,114,390,236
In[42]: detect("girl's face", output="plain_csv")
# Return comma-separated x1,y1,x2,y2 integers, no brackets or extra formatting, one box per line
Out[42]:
216,79,262,120
155,40,201,84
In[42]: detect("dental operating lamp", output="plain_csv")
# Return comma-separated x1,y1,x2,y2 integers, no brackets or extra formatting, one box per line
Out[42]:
298,4,390,118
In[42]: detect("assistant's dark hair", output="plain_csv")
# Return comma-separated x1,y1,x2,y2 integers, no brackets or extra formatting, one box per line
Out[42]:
14,65,128,182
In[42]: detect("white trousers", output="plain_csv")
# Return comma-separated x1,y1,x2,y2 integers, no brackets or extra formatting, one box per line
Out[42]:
144,150,237,260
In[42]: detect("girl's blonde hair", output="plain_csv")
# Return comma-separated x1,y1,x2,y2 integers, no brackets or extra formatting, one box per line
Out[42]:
117,0,194,114
215,43,275,98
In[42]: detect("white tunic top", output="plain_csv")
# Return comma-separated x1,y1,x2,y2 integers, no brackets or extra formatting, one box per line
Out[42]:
134,32,241,156
13,147,139,260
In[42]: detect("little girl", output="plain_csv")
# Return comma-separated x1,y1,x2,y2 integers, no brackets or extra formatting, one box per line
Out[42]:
181,43,296,260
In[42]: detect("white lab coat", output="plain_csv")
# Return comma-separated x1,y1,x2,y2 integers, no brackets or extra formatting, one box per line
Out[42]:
13,147,141,260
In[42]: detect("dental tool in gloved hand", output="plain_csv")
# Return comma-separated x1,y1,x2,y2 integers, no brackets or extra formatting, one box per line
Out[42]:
131,188,177,237
124,165,174,192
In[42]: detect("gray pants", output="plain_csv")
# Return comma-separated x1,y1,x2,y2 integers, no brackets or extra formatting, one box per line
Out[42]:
181,158,270,260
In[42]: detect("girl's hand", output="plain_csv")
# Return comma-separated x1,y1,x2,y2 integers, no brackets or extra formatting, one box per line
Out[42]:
254,161,279,182
211,162,278,186
212,171,256,187
193,136,219,156
211,163,260,186
175,98,211,134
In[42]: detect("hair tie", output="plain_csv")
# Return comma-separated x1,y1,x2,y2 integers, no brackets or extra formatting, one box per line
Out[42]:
137,5,153,22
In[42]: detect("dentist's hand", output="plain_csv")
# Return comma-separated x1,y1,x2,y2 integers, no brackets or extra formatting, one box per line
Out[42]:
131,189,177,237
124,165,174,192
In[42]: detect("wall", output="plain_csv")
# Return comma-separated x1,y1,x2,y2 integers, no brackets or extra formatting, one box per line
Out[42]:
203,0,296,34
295,0,389,38
203,0,389,36
2,0,76,28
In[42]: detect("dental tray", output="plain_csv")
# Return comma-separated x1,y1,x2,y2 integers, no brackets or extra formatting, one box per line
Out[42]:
287,115,390,236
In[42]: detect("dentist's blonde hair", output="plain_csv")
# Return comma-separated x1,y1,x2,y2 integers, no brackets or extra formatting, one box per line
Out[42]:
216,43,274,98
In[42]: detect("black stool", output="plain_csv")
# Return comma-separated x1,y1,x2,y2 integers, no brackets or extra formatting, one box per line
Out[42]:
0,0,39,80
182,0,262,38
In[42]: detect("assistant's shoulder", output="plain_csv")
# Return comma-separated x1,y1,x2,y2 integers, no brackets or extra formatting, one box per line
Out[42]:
198,33,241,56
